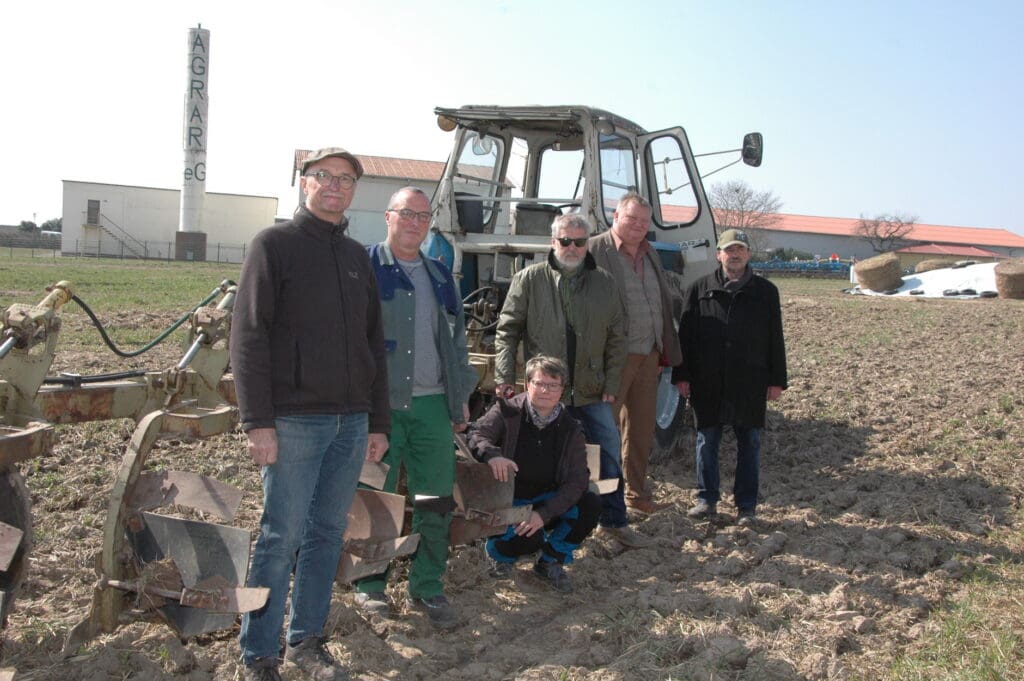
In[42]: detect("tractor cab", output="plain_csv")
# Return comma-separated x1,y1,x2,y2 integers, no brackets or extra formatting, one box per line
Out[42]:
426,104,761,300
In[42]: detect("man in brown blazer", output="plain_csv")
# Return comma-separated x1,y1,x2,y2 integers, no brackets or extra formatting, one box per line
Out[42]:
588,192,682,514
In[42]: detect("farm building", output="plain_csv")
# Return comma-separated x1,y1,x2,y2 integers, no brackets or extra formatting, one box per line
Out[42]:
59,155,445,262
61,180,278,263
740,213,1024,263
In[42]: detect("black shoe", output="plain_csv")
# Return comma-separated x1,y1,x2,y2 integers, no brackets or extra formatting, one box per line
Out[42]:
242,657,283,681
285,636,348,681
353,590,391,617
687,500,717,519
533,560,573,593
407,594,458,629
737,509,757,527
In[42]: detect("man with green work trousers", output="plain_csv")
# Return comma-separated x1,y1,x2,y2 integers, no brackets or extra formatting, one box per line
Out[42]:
354,186,479,629
673,228,787,526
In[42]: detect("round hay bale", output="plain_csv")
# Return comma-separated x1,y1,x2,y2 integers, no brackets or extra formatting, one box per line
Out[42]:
994,258,1024,299
914,259,951,274
855,252,903,292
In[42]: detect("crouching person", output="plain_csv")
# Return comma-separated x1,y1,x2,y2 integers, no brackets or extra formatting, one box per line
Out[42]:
467,356,600,593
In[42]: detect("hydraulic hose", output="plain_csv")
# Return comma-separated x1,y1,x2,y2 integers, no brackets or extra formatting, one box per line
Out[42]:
68,280,235,359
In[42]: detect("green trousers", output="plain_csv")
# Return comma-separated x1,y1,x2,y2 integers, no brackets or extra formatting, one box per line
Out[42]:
356,394,455,599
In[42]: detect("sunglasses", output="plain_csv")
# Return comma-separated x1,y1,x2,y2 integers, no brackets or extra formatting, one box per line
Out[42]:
554,237,588,247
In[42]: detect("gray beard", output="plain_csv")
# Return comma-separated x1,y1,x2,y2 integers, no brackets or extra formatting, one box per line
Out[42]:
556,257,582,273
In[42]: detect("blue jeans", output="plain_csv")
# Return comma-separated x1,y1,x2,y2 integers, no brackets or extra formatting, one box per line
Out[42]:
695,425,761,512
570,402,627,528
239,413,368,665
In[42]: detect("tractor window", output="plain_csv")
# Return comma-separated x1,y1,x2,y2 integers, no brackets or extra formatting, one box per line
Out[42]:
537,146,585,205
646,134,699,226
454,131,505,227
598,132,637,224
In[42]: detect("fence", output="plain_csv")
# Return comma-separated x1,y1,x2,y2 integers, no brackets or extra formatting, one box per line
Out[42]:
65,239,248,264
752,259,851,279
0,232,62,250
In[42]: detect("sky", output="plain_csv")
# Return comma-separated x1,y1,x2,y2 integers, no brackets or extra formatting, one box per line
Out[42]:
3,0,1022,235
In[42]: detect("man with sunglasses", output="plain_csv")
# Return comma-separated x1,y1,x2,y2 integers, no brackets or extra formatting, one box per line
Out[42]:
232,147,390,681
355,187,479,628
495,214,653,548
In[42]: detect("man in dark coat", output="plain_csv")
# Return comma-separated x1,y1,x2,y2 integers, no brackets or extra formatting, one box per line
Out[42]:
672,229,787,525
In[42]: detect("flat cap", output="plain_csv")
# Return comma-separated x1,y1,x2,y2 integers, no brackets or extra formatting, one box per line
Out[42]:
301,147,364,178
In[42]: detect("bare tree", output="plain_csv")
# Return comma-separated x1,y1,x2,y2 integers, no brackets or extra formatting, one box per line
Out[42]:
855,213,917,253
709,180,783,256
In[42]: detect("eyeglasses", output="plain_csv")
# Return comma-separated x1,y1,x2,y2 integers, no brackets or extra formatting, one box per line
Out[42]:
387,208,432,223
554,236,588,247
529,379,564,392
308,170,357,189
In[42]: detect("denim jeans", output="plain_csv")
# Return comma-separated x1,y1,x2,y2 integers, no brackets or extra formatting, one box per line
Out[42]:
570,402,627,528
695,424,761,512
239,413,368,665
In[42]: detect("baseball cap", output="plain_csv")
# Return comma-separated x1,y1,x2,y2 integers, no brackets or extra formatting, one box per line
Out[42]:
301,147,364,178
717,229,750,250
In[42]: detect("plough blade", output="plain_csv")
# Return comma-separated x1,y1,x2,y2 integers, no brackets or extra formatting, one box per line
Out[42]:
127,470,243,523
586,444,618,495
103,577,268,614
127,511,253,638
337,535,421,583
450,461,532,545
336,489,419,583
181,584,268,613
0,522,22,573
0,471,32,628
358,460,390,490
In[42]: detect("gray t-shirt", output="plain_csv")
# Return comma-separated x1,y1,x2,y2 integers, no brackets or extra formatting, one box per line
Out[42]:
398,256,444,396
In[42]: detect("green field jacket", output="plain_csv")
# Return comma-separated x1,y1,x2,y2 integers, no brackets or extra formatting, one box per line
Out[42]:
495,251,625,406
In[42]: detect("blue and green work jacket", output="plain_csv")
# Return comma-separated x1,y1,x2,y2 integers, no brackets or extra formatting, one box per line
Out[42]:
368,242,479,422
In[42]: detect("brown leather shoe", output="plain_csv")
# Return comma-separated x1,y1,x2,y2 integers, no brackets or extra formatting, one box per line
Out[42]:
628,498,672,514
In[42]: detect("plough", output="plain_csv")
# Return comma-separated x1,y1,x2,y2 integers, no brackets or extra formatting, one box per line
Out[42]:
0,279,524,673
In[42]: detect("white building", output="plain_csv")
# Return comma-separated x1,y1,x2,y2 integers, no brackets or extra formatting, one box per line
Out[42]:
61,180,277,263
60,154,444,263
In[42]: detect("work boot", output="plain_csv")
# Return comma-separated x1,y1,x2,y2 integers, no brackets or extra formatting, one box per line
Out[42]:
687,499,717,519
353,590,392,617
600,525,655,548
736,509,757,527
533,559,573,593
285,636,348,681
407,594,459,629
242,657,282,681
627,498,672,514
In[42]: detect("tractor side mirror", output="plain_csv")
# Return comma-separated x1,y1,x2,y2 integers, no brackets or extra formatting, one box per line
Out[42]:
742,132,763,167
